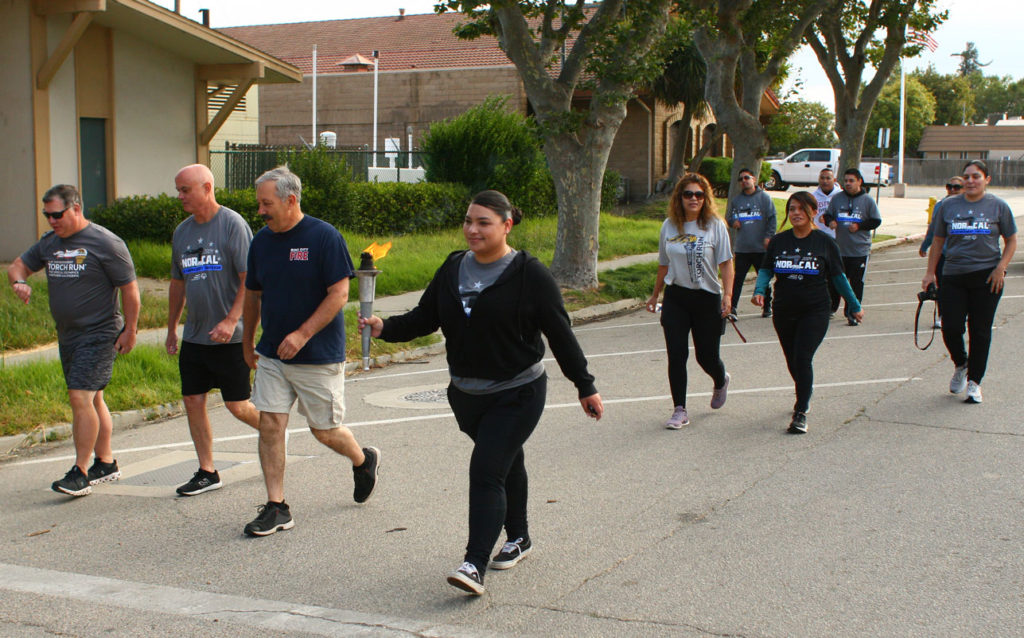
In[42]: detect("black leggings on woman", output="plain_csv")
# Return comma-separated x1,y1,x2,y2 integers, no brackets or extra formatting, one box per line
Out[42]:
447,374,547,573
660,284,727,407
773,308,830,413
939,268,1003,384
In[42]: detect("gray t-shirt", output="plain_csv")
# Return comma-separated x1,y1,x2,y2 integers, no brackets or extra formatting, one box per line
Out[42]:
826,191,881,257
931,193,1017,276
725,189,776,253
171,206,253,344
20,223,136,345
450,249,545,394
658,217,733,295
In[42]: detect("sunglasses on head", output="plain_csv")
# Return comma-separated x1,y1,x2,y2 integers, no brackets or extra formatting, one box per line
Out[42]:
946,183,963,190
42,206,71,220
681,190,705,200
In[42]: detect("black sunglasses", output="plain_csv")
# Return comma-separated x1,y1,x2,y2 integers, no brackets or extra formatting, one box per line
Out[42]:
681,190,705,200
946,183,963,190
42,206,71,220
738,175,754,181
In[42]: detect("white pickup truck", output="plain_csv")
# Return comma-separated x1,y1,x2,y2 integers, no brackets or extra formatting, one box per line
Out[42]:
765,148,892,191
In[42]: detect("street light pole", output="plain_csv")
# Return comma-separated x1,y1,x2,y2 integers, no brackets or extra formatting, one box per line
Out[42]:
372,49,379,168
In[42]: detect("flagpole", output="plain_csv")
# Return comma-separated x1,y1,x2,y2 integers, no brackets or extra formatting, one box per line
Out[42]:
898,58,906,185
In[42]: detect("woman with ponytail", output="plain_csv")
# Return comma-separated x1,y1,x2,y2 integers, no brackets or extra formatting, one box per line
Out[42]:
360,190,603,596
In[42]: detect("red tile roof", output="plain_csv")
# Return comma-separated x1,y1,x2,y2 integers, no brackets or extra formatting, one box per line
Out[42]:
220,12,514,74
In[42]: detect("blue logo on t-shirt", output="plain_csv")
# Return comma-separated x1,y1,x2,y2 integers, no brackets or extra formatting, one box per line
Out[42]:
774,254,820,275
949,218,991,235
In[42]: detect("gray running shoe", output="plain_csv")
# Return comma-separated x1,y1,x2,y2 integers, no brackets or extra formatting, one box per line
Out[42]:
965,381,982,404
950,364,968,394
665,406,689,429
711,372,730,409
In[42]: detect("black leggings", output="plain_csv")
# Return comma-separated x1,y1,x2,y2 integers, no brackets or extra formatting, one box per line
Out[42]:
447,374,547,573
841,256,869,317
773,308,830,413
939,268,1003,384
660,284,727,407
731,252,769,312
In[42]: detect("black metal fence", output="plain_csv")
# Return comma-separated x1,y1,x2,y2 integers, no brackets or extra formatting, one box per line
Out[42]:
210,144,427,191
863,157,1024,187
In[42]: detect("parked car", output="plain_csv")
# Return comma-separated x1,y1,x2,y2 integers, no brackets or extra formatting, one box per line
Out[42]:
765,148,892,191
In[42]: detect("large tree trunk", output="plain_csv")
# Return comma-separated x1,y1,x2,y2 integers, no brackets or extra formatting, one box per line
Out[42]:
836,107,872,171
545,120,621,289
665,110,693,189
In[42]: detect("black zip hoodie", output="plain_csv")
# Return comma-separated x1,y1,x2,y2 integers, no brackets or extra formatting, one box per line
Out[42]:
379,250,597,398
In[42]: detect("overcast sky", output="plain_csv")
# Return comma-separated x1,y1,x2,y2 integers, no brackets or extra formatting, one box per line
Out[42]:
168,0,1017,108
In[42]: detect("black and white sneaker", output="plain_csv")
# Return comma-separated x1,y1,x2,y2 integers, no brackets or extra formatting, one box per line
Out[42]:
243,501,293,537
353,446,380,503
86,459,120,485
447,562,485,595
490,537,532,570
788,412,808,434
176,469,222,496
52,465,91,497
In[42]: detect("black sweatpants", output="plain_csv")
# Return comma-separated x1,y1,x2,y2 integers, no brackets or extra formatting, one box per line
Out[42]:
660,284,727,408
939,268,1003,384
447,374,547,573
772,307,830,413
841,255,869,317
731,252,769,313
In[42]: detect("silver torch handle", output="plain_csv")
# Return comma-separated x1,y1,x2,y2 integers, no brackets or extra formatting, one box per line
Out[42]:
360,301,373,371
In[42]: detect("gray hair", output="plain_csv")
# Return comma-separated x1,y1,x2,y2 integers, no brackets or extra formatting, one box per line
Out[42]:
43,184,82,209
255,166,302,204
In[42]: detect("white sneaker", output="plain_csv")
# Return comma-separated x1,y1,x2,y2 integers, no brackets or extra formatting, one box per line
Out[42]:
665,406,689,429
949,364,968,394
965,381,982,404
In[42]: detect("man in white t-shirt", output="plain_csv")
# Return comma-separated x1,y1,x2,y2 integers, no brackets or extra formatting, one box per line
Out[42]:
812,168,840,238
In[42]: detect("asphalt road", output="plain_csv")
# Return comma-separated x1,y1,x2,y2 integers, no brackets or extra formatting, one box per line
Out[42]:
1,237,1022,637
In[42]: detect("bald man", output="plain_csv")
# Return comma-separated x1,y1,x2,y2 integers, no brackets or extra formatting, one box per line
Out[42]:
167,164,259,496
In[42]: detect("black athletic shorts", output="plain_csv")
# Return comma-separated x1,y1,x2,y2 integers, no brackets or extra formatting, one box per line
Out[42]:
179,341,252,401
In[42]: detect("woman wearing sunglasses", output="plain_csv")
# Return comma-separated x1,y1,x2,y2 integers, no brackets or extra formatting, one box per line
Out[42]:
646,173,734,429
922,160,1017,404
918,176,965,328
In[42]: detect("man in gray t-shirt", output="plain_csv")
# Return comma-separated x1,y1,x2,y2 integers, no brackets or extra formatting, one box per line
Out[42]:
167,164,259,497
8,184,139,497
725,168,776,316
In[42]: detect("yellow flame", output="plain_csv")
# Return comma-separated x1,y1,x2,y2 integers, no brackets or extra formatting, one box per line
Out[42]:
362,241,392,261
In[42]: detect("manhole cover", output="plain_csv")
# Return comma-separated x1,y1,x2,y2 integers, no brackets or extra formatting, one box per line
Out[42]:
402,388,448,404
363,384,451,410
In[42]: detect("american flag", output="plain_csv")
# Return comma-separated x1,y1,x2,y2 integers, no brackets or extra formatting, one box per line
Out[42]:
908,28,938,52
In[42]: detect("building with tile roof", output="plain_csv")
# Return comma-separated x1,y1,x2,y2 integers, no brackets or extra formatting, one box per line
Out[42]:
222,9,777,200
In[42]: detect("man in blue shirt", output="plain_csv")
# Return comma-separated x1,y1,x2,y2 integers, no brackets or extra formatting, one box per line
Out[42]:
241,166,379,537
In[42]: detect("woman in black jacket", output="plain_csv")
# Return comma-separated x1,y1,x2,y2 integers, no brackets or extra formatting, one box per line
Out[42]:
360,190,603,596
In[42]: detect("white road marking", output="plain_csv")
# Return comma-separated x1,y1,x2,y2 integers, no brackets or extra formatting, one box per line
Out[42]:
10,376,919,467
0,562,491,638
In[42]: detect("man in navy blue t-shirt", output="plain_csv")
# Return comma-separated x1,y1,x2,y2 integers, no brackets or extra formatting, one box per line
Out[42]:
241,166,380,537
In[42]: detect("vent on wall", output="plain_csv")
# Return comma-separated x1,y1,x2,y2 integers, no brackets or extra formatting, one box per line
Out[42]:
207,84,247,113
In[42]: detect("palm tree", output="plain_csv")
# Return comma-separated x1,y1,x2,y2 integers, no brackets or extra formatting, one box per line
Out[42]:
650,19,712,189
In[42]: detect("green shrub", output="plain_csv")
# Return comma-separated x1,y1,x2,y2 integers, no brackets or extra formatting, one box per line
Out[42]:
276,147,353,224
697,157,773,191
340,182,471,234
90,193,186,242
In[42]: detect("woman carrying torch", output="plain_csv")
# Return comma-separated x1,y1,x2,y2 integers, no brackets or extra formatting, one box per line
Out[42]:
359,190,603,596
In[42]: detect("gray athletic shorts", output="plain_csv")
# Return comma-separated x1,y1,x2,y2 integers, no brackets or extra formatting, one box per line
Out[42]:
58,337,117,391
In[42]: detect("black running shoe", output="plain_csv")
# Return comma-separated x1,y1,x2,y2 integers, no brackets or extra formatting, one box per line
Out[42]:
176,469,223,496
353,446,380,503
788,412,808,434
490,537,533,570
52,465,91,497
86,459,121,486
243,501,293,537
447,561,485,595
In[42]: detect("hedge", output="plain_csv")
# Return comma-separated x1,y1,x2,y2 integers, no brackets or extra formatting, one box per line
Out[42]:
697,158,773,196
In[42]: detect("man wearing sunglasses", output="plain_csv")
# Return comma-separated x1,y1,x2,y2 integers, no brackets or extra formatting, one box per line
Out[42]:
7,185,139,497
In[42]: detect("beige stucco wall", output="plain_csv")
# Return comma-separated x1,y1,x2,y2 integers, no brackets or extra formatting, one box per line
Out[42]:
47,15,80,188
112,30,195,197
0,2,40,260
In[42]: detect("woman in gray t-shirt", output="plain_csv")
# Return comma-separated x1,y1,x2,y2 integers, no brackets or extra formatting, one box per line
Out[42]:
922,160,1018,404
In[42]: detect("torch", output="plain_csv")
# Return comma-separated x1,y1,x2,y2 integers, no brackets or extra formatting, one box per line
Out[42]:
354,241,391,370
